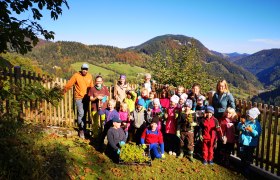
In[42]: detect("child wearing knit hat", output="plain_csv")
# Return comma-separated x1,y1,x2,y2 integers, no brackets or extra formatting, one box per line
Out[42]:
164,95,181,156
200,106,222,165
237,107,262,174
129,98,148,144
177,102,197,161
147,98,164,131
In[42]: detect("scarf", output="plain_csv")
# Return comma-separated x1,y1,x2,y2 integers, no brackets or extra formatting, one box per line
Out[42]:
95,84,102,90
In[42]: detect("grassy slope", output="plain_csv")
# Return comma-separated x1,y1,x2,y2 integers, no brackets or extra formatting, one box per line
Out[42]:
71,62,147,85
0,122,245,179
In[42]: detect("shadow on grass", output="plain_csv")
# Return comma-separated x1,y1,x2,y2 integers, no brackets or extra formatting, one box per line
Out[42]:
0,120,69,179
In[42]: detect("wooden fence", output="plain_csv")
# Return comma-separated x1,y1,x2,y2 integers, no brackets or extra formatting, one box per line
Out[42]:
0,67,280,176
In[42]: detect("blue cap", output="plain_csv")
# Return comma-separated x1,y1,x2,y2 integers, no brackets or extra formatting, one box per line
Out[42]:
137,99,145,106
81,63,89,69
111,117,122,123
206,106,214,114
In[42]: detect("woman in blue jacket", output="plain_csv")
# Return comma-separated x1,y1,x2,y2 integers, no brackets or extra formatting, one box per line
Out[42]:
212,79,235,121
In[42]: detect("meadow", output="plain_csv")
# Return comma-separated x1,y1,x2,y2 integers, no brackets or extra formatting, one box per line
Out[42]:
0,122,246,179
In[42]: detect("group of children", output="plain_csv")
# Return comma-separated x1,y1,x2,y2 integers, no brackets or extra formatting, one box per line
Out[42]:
102,79,262,172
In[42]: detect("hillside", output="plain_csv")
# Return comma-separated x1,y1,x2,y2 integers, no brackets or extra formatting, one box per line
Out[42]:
1,34,264,94
71,62,147,85
252,86,280,106
131,34,262,91
211,51,250,62
234,49,280,87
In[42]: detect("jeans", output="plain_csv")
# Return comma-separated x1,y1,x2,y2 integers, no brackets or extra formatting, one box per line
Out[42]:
75,98,89,130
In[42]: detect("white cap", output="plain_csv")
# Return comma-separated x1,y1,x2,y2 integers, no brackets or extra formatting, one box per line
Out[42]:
170,95,179,104
153,98,160,105
247,107,260,119
81,63,89,69
180,93,188,101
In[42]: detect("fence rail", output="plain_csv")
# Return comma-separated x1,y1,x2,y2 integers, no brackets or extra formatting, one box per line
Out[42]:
1,67,280,176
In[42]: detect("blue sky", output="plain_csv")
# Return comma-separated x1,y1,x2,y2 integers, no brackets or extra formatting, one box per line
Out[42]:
19,0,280,54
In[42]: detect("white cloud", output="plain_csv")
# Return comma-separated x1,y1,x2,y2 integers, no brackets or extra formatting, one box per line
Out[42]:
249,39,280,45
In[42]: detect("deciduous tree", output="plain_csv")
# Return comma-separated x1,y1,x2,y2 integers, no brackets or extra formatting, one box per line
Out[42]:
0,0,69,54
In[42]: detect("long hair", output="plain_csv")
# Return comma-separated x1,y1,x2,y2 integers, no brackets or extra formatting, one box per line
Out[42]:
216,79,229,93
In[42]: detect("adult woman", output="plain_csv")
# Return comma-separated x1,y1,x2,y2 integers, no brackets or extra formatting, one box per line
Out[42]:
114,74,130,110
212,80,236,121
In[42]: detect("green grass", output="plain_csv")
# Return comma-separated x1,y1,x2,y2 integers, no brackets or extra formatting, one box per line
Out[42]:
71,62,147,86
0,121,246,179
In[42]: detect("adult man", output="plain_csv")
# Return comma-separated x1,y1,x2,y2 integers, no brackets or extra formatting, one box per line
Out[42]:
88,75,110,138
63,63,93,139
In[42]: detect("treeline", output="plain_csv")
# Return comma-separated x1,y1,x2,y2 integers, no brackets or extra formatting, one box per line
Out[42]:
25,41,151,79
252,87,280,106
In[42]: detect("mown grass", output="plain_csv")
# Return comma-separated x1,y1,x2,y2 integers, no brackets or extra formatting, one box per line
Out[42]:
71,62,147,86
0,121,246,180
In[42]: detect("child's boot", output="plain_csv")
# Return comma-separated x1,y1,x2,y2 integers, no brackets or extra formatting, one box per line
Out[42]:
178,149,184,158
188,151,194,162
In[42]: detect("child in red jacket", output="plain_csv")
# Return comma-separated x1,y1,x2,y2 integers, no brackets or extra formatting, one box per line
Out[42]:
200,106,222,165
141,116,165,159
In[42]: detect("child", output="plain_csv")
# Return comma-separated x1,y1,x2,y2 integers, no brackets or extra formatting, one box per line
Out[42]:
176,85,185,97
159,89,170,109
130,98,148,144
147,91,156,109
164,95,180,156
177,93,188,109
99,99,120,147
136,88,150,110
141,116,165,159
123,90,137,113
119,102,130,141
177,102,197,161
200,106,222,165
106,117,126,163
237,107,261,174
220,107,237,166
147,98,164,131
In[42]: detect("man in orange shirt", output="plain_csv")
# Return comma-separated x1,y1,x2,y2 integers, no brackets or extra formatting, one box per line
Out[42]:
63,63,93,139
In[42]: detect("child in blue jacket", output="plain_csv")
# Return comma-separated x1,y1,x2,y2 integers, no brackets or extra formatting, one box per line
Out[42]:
237,107,262,174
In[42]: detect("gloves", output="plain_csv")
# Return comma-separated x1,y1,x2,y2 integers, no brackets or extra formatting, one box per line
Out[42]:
142,144,147,149
117,149,121,155
119,141,125,147
176,130,180,138
102,96,107,103
175,113,179,119
161,153,166,159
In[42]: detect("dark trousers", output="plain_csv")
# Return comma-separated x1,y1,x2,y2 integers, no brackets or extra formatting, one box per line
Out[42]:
100,120,113,146
241,145,255,165
129,124,146,145
164,133,180,154
180,131,194,153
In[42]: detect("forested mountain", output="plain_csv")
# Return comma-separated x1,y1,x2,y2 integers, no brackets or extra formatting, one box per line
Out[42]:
234,49,280,87
129,34,262,91
210,51,249,62
252,86,280,106
25,41,151,78
1,34,263,93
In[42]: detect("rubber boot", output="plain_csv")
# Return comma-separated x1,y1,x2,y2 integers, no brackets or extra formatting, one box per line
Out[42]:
189,151,194,162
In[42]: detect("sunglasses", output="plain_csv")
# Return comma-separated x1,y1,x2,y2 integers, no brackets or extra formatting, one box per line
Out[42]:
82,68,88,71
